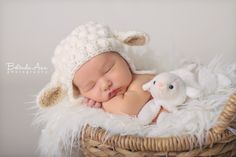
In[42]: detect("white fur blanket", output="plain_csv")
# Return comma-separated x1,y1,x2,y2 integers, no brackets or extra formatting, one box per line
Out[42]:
34,55,236,157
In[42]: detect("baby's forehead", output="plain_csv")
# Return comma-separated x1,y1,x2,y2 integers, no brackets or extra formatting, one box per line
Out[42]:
84,51,124,68
85,52,117,67
95,51,121,59
73,52,120,85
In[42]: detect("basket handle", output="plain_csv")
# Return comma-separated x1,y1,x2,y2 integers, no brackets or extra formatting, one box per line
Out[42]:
212,91,236,134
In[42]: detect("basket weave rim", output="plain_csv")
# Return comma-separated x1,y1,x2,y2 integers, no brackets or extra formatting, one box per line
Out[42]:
81,91,236,152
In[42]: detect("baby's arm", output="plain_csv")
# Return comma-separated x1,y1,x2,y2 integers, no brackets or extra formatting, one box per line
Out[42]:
102,74,154,116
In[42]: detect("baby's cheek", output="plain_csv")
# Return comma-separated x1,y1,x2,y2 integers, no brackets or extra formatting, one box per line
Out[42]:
114,73,131,87
93,90,106,102
81,91,96,101
123,76,131,85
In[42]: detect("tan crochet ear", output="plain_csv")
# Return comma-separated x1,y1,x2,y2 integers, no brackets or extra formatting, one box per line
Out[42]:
114,31,149,46
37,82,66,108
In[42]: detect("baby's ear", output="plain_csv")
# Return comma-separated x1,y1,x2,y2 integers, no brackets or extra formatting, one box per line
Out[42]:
37,82,66,108
114,31,149,46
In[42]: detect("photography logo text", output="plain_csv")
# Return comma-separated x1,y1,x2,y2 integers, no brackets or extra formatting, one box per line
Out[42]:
6,62,48,74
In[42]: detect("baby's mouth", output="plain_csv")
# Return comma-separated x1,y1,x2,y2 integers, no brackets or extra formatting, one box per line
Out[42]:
108,88,121,99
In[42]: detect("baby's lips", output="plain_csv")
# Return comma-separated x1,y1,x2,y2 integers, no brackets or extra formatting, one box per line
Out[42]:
108,91,114,99
108,88,119,99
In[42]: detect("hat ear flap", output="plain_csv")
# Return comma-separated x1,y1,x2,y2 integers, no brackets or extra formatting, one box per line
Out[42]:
114,31,149,46
37,82,66,108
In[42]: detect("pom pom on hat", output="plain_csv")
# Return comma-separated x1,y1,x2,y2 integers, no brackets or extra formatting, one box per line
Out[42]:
37,21,151,108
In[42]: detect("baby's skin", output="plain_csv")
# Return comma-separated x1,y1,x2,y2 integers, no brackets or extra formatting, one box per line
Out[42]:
73,51,154,116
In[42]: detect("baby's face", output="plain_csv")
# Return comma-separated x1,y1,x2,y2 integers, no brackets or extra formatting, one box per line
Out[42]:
73,52,132,102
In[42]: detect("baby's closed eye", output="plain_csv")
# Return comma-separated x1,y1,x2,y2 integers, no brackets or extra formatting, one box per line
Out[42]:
103,63,114,74
83,82,96,92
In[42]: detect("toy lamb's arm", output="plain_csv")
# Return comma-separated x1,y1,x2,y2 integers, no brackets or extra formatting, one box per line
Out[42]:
137,99,161,124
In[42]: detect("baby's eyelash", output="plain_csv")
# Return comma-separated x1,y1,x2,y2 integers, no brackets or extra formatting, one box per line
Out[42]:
104,64,114,73
105,67,112,73
83,82,95,92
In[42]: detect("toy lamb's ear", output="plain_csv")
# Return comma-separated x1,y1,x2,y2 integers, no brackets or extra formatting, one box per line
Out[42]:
36,82,66,108
186,87,201,99
142,81,152,91
114,31,149,46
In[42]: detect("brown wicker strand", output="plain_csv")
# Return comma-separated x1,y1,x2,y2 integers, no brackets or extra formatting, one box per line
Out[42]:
81,120,235,153
213,92,236,134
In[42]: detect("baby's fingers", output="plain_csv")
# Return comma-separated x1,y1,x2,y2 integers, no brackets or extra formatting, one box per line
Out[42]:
87,99,96,107
82,97,89,104
83,97,101,108
94,102,102,108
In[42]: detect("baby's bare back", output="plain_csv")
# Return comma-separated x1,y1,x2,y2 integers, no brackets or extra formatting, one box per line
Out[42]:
102,74,154,116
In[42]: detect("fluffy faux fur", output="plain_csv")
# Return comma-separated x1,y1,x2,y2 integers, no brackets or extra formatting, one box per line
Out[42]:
34,55,236,157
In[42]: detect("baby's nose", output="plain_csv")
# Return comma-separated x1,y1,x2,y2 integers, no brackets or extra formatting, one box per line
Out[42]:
101,79,112,91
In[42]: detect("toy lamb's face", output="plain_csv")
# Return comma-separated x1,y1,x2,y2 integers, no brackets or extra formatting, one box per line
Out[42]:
143,73,187,101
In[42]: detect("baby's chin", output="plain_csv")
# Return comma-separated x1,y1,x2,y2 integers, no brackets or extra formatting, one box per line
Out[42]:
96,95,111,103
106,87,127,101
102,95,115,102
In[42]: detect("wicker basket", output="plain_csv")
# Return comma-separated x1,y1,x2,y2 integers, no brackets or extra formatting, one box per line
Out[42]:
79,91,236,157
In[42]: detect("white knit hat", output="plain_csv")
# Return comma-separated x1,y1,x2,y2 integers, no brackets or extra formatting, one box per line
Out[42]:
37,21,151,108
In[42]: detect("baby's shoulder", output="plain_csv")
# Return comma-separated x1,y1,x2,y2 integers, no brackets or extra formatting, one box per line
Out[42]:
128,74,155,91
132,74,155,81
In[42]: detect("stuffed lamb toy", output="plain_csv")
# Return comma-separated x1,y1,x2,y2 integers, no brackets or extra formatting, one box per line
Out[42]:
138,72,200,125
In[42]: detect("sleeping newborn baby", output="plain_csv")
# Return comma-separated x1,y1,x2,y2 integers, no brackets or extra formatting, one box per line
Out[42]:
73,51,154,116
37,22,156,117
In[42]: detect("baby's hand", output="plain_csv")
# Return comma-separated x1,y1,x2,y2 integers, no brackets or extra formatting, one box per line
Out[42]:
82,97,102,108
